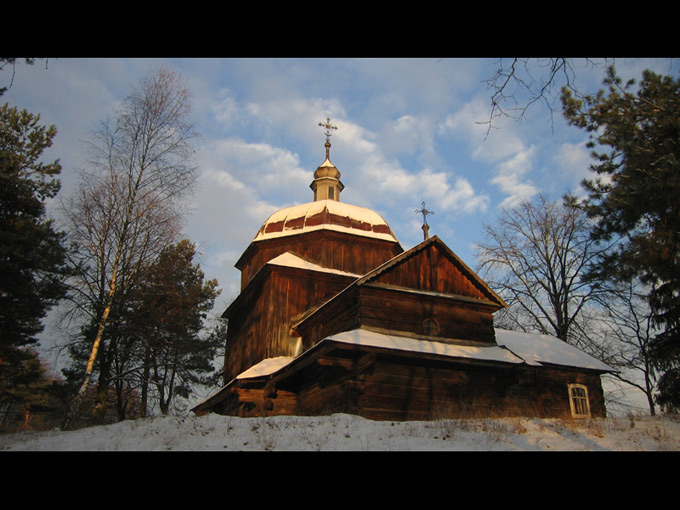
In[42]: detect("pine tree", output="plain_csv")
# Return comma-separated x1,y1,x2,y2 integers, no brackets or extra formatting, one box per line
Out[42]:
562,67,680,410
0,348,64,431
125,240,220,415
0,104,67,405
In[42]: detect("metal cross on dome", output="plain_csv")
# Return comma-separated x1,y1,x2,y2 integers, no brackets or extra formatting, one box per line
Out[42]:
318,117,338,160
318,117,338,143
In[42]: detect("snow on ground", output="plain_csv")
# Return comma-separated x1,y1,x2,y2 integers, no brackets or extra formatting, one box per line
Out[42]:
2,413,679,451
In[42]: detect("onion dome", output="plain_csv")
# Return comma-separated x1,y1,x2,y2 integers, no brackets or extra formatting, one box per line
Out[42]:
253,199,399,243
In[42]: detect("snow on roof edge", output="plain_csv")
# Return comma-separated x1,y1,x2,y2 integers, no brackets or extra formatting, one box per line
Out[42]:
494,328,615,372
235,356,295,379
327,328,524,364
266,252,360,278
230,328,615,383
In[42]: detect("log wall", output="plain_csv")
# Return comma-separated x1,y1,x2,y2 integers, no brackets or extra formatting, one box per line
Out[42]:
358,285,498,344
237,230,403,290
223,266,355,383
292,354,607,420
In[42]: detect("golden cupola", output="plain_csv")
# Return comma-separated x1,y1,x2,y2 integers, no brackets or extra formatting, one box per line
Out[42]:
310,118,344,201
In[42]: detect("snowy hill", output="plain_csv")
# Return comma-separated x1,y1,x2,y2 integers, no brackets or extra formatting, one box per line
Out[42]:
2,413,680,451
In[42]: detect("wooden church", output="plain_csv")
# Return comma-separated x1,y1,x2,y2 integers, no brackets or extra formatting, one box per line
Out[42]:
193,119,613,421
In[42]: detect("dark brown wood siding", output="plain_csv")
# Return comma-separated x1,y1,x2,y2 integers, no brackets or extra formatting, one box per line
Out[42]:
357,285,498,344
237,230,403,290
372,243,490,301
293,286,360,351
223,267,356,383
291,351,607,420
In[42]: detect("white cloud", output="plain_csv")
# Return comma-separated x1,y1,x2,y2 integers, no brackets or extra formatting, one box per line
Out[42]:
381,114,435,157
244,97,348,146
551,141,592,191
361,162,488,216
440,98,539,209
439,99,490,149
490,147,539,208
202,166,246,192
440,177,490,213
202,137,310,203
316,113,491,218
333,119,378,159
212,94,240,127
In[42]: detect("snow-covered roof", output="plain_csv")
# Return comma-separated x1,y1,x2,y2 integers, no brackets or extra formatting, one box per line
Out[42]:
253,200,399,243
266,252,361,278
494,328,615,372
236,357,295,379
233,327,615,382
326,328,524,364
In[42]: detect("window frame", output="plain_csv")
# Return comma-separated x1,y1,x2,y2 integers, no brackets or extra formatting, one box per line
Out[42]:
567,383,591,418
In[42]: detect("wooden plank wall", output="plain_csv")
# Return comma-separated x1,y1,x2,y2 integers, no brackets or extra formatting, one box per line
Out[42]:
373,244,489,300
238,231,403,289
294,355,607,420
357,286,498,344
223,267,355,383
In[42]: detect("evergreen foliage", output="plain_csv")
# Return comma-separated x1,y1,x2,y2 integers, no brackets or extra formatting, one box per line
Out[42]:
0,348,68,431
126,240,221,415
0,103,67,413
562,67,680,410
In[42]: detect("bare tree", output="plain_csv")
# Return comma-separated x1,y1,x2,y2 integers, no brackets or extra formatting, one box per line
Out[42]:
477,196,662,414
61,66,198,430
592,281,660,415
476,195,606,348
480,58,615,137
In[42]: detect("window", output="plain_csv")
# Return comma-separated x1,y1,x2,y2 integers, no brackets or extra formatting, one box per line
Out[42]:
568,383,591,418
328,187,334,199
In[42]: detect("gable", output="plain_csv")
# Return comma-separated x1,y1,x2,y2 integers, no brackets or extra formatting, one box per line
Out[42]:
358,236,507,309
292,236,507,346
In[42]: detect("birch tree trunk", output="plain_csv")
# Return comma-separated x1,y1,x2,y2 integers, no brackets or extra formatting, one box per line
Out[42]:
61,67,197,430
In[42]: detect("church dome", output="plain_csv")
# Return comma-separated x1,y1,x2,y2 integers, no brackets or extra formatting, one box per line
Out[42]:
251,118,400,246
253,199,399,243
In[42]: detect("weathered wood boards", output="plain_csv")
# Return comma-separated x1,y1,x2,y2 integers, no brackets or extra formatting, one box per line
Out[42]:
197,339,607,420
195,214,612,421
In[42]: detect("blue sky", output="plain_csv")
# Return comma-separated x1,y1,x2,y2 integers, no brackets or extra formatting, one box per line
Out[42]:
4,57,678,323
